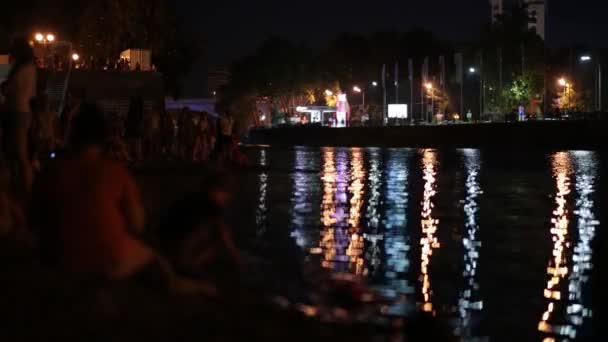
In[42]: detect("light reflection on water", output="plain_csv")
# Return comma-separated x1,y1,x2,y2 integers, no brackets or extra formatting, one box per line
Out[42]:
259,147,602,340
419,150,440,314
255,149,268,237
455,149,484,338
539,152,598,341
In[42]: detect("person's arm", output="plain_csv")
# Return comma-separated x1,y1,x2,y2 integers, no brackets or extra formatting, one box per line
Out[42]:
119,167,145,235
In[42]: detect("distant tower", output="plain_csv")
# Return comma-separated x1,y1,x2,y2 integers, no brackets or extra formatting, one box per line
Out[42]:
524,0,546,40
490,0,504,23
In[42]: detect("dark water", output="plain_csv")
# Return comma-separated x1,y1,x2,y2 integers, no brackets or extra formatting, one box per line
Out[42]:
233,147,603,341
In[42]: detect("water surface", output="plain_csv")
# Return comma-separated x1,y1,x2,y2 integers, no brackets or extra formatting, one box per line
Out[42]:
233,147,602,341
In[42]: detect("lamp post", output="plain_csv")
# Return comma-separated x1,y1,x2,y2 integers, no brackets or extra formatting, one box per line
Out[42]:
558,77,569,114
468,67,482,122
580,54,602,111
425,82,434,123
353,86,365,108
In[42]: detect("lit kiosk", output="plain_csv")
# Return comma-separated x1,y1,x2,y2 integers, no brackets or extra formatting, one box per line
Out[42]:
295,106,337,125
335,93,351,127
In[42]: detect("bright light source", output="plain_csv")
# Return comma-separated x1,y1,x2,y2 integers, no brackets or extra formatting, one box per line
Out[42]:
558,78,567,87
469,67,477,73
71,53,79,61
35,33,44,42
372,81,378,87
353,86,362,93
325,89,333,96
580,55,592,62
388,104,408,119
46,34,55,42
296,106,308,112
425,83,433,90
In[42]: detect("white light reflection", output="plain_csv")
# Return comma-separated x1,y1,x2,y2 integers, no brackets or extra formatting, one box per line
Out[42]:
455,149,484,338
382,149,412,295
539,151,599,340
290,148,320,249
420,150,439,314
363,149,383,277
255,149,268,236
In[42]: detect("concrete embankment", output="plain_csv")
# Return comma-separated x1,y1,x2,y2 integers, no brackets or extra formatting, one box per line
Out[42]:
247,120,607,150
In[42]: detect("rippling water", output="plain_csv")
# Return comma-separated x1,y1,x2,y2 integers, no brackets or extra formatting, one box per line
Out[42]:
235,147,602,341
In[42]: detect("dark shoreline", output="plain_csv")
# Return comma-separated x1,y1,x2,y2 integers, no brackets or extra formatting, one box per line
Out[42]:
247,120,607,150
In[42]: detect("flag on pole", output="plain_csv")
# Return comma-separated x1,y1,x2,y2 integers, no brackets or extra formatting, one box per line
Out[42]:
454,53,463,85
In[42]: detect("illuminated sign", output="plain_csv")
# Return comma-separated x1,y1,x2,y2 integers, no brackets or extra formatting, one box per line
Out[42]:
388,104,408,119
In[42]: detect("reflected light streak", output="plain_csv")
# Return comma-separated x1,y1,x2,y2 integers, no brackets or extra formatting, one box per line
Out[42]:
538,152,573,338
255,149,268,236
539,151,599,340
317,149,351,271
565,152,598,333
346,148,366,275
420,150,439,314
290,148,320,249
363,150,383,277
383,149,411,295
455,149,484,338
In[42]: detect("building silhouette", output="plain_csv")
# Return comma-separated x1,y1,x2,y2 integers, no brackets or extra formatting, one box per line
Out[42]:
489,0,546,40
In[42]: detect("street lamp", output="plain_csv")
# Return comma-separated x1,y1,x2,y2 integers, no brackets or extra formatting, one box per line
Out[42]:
72,53,80,61
325,89,334,96
579,54,602,111
35,33,44,42
353,86,365,108
425,83,434,123
372,81,378,87
469,67,477,74
558,77,570,114
46,34,55,42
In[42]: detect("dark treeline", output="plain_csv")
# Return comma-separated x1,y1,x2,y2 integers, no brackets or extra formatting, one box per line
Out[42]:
1,0,203,97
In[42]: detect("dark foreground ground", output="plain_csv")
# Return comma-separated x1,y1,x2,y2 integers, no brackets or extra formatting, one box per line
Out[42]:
0,163,454,341
248,120,607,150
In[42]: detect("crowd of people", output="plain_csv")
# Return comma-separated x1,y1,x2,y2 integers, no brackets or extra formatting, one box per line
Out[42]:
1,38,246,296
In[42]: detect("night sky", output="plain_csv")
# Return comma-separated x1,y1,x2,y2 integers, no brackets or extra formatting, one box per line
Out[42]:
174,0,607,65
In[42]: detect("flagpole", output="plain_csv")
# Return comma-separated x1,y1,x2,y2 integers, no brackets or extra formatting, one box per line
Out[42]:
382,64,387,125
395,62,399,104
409,58,414,125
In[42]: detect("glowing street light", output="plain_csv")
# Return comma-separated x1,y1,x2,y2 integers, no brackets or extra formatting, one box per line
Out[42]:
352,86,365,107
580,55,592,62
71,53,80,61
325,89,334,96
35,33,44,42
46,34,55,42
469,67,477,73
372,81,378,87
425,82,433,90
558,78,567,87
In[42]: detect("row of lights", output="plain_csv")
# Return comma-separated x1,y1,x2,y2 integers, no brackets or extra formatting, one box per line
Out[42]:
325,56,592,97
33,32,80,62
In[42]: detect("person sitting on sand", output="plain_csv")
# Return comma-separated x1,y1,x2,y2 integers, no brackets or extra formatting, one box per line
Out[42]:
30,103,215,294
0,163,26,238
159,171,241,283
